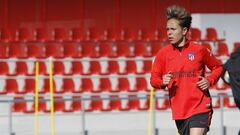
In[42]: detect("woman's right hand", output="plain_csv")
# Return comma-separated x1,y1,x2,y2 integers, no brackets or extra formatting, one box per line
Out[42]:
162,72,173,86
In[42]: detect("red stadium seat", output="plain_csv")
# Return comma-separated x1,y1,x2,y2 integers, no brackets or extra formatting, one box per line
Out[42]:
0,43,9,58
142,60,152,73
98,41,115,57
106,61,120,74
89,61,101,74
133,41,148,56
107,95,122,111
0,62,9,75
27,44,45,58
85,28,100,41
9,43,27,58
71,61,83,75
53,61,65,75
215,42,229,56
45,43,63,58
137,29,151,41
6,79,18,93
0,28,12,42
53,28,68,41
12,96,26,112
16,28,32,41
35,28,49,41
63,43,81,58
116,41,131,57
118,77,130,92
16,61,28,75
25,79,35,93
99,78,112,92
135,77,148,91
86,95,103,112
81,78,93,93
81,41,98,57
71,28,83,42
205,27,218,41
190,28,201,41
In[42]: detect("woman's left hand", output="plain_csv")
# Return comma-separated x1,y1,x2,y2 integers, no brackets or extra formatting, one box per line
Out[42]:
196,76,210,91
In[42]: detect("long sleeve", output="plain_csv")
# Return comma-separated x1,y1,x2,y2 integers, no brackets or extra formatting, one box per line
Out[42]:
202,47,223,86
150,51,166,89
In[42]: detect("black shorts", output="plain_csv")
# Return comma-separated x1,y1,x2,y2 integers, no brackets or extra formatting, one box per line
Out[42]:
175,110,213,135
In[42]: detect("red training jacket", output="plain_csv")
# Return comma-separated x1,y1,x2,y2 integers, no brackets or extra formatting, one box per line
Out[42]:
151,41,223,120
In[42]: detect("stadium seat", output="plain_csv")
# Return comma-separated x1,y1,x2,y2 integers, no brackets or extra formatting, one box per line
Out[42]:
107,95,122,111
53,28,68,41
16,28,32,41
27,44,45,58
85,28,100,41
81,78,93,93
81,41,98,57
215,42,229,56
0,28,12,42
117,77,130,92
70,28,83,42
53,61,65,74
9,43,27,58
6,79,18,93
190,28,201,41
16,61,28,75
12,96,26,112
212,93,231,109
34,28,49,41
0,43,9,58
89,61,101,74
0,62,9,75
135,77,148,91
45,43,63,58
23,96,46,113
133,41,148,56
142,60,152,73
105,60,120,74
98,41,115,57
25,79,35,93
99,78,112,92
86,95,103,112
205,27,218,41
63,42,81,58
71,61,83,75
116,41,132,57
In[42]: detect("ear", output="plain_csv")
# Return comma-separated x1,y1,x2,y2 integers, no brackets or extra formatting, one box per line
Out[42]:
182,27,188,36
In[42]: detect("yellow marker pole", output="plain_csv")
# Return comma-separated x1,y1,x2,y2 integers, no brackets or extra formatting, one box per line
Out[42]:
148,87,155,135
49,58,55,135
34,62,39,135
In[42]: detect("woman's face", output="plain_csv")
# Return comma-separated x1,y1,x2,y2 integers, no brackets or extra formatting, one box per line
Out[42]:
166,18,187,46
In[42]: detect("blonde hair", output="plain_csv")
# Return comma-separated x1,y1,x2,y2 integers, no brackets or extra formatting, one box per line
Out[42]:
166,5,192,30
